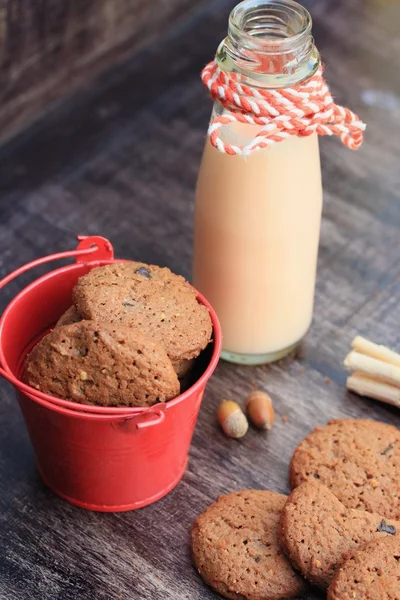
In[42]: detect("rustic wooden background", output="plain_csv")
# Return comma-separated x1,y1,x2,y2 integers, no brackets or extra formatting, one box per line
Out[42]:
0,0,399,598
0,0,197,142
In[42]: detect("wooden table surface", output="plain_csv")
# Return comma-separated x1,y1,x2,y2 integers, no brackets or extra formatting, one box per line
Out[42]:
0,0,399,598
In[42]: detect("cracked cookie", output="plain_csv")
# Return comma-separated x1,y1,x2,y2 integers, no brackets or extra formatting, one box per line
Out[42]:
290,419,400,519
279,481,400,589
24,320,180,407
191,490,307,600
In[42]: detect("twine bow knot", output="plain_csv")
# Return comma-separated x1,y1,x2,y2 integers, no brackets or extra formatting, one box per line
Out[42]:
201,60,366,155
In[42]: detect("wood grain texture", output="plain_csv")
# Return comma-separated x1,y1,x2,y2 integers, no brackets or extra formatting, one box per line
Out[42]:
0,0,197,143
0,0,399,598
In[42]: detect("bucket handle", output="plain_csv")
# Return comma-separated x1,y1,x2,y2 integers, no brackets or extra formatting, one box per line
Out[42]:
0,235,114,290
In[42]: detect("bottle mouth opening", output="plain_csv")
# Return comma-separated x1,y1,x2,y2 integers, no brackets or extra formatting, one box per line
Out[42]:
229,0,312,54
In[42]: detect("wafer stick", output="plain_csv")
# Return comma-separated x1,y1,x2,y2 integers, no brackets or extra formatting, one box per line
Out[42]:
351,336,400,367
345,337,400,407
344,351,400,387
346,372,400,409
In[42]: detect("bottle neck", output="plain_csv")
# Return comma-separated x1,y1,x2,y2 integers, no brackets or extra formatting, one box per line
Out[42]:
216,0,320,89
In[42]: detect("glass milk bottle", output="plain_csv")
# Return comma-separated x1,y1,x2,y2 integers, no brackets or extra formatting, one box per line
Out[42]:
194,0,364,365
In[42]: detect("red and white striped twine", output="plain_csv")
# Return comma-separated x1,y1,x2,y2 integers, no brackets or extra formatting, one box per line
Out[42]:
201,60,366,155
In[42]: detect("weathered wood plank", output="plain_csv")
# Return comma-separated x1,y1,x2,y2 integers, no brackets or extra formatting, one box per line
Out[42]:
0,0,199,143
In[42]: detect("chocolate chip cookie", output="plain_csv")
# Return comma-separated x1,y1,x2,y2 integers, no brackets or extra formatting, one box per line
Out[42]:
290,419,400,519
327,535,400,600
191,490,307,600
279,481,399,589
24,320,180,407
73,262,212,376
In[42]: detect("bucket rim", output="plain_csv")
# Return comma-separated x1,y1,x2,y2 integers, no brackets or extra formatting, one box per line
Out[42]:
0,260,222,417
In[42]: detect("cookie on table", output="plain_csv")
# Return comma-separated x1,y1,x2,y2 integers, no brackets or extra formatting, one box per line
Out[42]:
191,490,307,600
279,481,399,589
290,418,400,519
24,320,180,407
55,305,81,328
327,536,400,600
73,262,213,376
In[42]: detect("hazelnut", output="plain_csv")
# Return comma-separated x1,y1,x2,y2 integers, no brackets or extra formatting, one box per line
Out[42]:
217,400,248,439
246,390,274,430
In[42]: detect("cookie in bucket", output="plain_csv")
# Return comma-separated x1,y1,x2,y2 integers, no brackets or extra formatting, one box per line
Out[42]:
23,320,180,407
24,261,214,408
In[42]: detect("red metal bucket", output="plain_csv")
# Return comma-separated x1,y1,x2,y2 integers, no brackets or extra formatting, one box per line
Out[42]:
0,237,222,511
